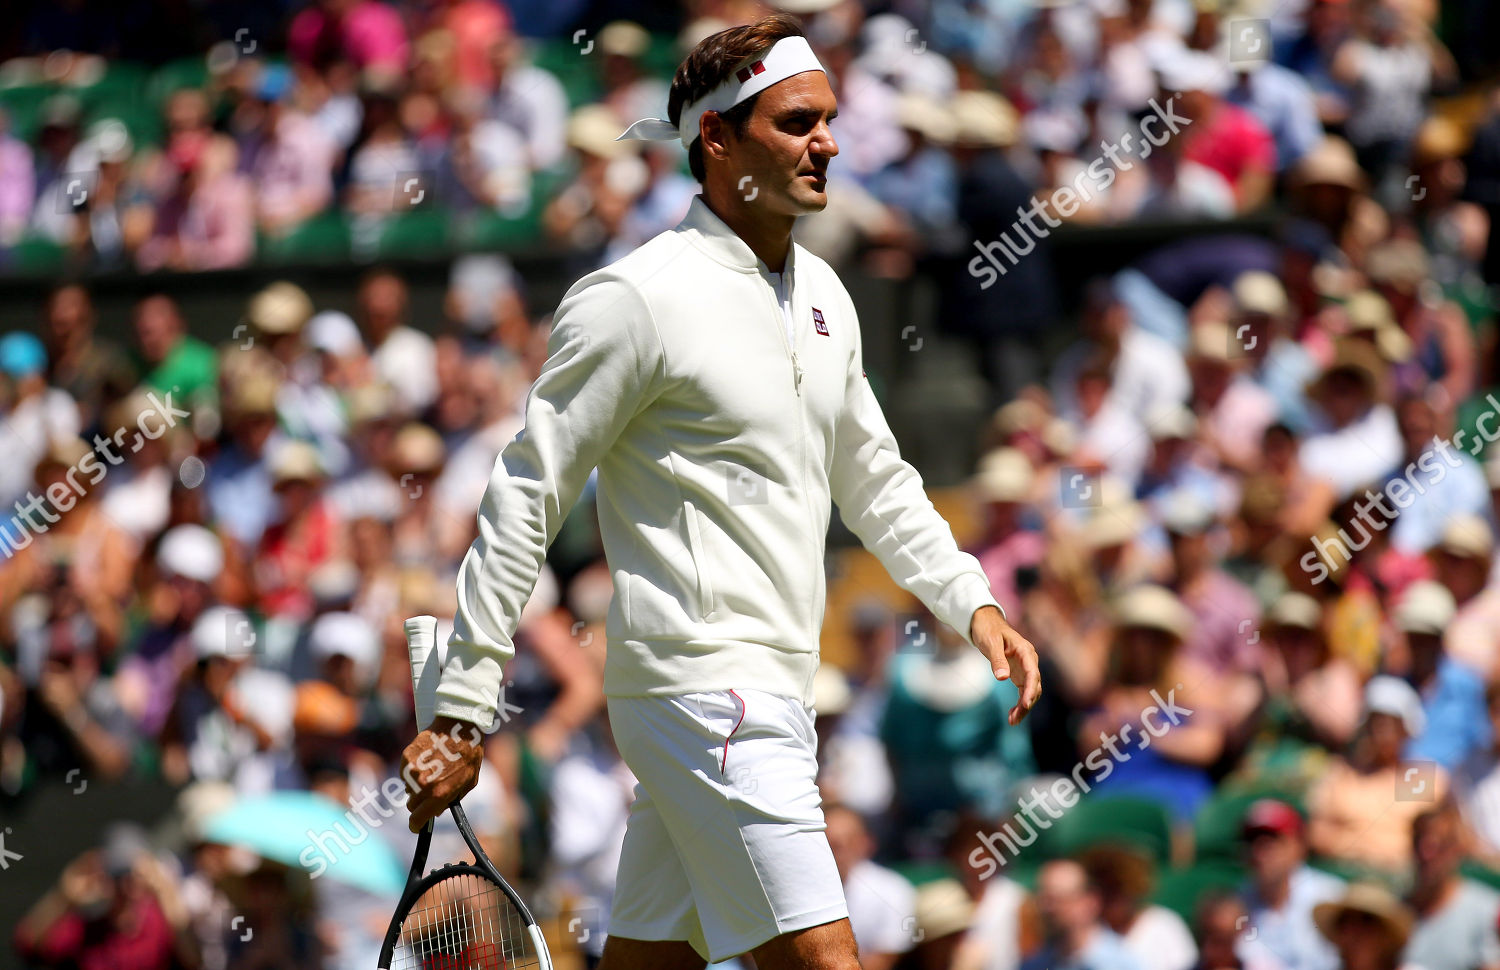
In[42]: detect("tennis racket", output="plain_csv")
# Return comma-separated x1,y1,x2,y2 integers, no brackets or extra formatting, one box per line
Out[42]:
377,615,553,970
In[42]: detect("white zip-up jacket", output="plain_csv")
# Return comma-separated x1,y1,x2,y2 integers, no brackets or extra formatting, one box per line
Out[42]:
434,196,1003,728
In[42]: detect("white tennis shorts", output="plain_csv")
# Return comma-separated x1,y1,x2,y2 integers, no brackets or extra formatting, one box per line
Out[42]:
605,688,849,961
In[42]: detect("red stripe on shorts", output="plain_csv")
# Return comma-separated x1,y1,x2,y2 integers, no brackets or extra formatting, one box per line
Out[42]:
722,689,746,776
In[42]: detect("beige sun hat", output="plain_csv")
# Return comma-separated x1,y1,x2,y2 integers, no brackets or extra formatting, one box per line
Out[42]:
913,878,975,940
1437,513,1494,562
1292,136,1366,192
1312,882,1414,948
949,90,1019,149
1113,584,1193,640
270,440,324,485
389,422,446,475
1265,591,1323,632
1395,579,1456,635
1232,270,1288,318
569,104,637,159
598,20,651,58
895,92,956,145
974,447,1034,503
247,281,314,336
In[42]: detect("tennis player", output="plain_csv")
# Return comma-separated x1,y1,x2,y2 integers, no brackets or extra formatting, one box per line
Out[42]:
402,15,1041,969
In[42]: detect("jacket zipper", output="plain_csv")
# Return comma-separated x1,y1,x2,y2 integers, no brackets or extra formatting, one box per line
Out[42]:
763,263,819,671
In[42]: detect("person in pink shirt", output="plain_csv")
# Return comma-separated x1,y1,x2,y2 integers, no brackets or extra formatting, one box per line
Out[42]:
288,0,410,76
1165,54,1277,212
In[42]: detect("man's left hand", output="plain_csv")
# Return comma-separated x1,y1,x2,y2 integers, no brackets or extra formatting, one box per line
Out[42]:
970,605,1042,725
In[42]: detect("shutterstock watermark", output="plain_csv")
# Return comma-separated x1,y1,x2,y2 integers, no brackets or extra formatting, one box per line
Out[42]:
1301,392,1500,584
0,390,190,558
968,96,1192,289
967,686,1192,879
298,693,523,879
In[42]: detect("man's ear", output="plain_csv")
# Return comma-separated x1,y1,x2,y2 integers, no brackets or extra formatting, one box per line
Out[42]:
699,110,731,165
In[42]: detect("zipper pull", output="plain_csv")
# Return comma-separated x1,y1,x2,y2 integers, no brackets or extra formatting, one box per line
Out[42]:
793,351,803,393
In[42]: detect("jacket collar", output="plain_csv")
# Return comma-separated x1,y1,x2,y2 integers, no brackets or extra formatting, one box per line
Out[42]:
676,194,797,278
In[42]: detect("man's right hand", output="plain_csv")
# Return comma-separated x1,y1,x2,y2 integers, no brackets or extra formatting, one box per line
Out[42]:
401,715,485,833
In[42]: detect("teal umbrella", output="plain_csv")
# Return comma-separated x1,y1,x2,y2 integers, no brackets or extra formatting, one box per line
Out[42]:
203,790,406,896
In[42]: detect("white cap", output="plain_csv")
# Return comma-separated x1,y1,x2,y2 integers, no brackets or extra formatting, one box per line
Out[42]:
309,611,379,672
157,524,224,583
1363,675,1425,737
305,311,363,357
191,605,254,659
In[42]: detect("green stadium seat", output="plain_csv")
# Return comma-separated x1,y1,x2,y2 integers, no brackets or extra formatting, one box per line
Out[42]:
1034,796,1176,865
528,39,602,110
373,209,450,259
146,56,210,106
1152,860,1246,923
6,234,68,276
0,85,49,142
258,211,351,264
1460,860,1500,893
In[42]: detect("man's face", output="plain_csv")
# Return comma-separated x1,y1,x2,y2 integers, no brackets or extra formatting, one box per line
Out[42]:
1246,828,1301,883
721,71,839,216
1036,861,1096,937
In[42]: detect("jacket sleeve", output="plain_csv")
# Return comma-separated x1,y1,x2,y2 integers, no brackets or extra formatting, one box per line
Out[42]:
434,276,662,729
827,296,1005,649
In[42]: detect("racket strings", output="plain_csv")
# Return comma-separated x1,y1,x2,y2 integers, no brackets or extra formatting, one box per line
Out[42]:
391,872,538,969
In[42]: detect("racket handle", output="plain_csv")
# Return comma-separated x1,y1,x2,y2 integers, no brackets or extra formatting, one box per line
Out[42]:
405,615,440,731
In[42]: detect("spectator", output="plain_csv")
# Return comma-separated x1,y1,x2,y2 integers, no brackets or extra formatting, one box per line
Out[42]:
1161,490,1263,678
1194,893,1276,970
287,0,409,78
40,283,131,433
1080,844,1198,970
1310,883,1415,970
1169,53,1277,212
911,878,980,970
1022,858,1143,970
130,294,218,405
250,67,339,236
0,106,35,248
1078,585,1226,821
1238,798,1345,970
1299,339,1404,501
1307,675,1450,873
1394,580,1490,770
880,609,1034,846
354,268,437,415
1387,394,1487,555
206,374,284,548
1237,592,1361,793
0,330,82,512
1455,682,1500,863
13,826,192,970
255,441,344,621
1434,515,1500,680
1403,804,1500,970
485,27,568,171
824,803,917,970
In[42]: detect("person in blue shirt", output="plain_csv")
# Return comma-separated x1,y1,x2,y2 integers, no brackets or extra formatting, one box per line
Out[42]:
1395,580,1491,770
1021,858,1145,970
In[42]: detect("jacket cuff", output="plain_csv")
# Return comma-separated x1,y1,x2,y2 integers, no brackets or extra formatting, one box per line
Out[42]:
935,572,1006,647
431,697,497,734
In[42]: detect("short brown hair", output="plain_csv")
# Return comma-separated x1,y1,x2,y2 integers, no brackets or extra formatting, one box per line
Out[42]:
667,14,806,182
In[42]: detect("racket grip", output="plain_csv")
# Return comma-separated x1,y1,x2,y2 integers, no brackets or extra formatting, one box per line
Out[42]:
405,615,440,731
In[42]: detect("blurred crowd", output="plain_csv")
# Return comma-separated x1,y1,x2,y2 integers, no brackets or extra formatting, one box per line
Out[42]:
7,0,1500,969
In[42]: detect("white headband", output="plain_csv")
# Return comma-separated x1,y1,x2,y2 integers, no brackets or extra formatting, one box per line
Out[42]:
616,35,826,150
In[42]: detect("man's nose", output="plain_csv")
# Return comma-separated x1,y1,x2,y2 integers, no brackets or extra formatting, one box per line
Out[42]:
811,122,839,158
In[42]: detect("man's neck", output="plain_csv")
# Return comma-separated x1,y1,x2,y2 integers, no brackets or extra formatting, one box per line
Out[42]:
702,185,796,273
1258,872,1293,909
